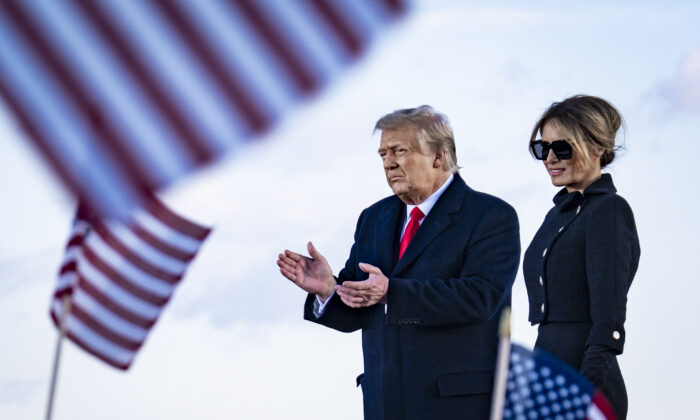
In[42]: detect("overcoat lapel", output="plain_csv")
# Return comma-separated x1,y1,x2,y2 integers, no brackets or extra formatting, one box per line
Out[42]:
390,174,468,277
374,197,404,273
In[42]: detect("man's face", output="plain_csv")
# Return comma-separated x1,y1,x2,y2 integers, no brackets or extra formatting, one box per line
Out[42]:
378,126,441,205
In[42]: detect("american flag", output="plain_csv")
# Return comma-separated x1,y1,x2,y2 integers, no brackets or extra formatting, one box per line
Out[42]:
503,344,617,420
50,198,211,370
0,0,406,219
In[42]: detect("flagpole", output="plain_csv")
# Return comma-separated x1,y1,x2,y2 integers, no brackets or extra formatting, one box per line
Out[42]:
45,295,71,420
489,307,511,420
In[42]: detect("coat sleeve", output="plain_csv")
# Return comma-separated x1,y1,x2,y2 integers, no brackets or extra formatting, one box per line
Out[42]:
385,202,520,327
580,195,640,385
303,209,373,332
582,195,640,353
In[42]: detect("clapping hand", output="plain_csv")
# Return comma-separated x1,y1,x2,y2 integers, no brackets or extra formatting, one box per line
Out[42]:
277,242,335,301
335,263,388,308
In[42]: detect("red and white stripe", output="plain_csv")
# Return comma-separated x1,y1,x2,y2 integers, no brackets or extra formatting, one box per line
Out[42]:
587,391,618,420
0,0,406,220
51,199,211,370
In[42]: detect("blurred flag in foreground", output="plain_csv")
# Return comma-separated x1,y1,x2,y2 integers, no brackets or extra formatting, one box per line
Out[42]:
503,344,616,420
50,197,210,369
0,0,406,219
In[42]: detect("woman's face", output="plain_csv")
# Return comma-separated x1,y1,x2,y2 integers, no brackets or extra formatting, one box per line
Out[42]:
541,120,602,193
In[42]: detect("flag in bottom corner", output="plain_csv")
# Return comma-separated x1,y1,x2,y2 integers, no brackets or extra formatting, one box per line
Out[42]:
503,343,617,420
50,197,211,370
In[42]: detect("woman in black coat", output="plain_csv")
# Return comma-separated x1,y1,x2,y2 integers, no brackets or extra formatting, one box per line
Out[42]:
523,95,640,419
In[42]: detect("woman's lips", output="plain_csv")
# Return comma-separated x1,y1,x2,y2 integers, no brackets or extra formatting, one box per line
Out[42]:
549,168,565,176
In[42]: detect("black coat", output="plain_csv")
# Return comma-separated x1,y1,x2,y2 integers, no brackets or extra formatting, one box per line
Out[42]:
305,173,520,420
523,174,640,418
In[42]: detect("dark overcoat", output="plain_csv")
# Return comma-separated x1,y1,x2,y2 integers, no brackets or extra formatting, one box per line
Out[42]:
523,174,640,419
304,173,520,420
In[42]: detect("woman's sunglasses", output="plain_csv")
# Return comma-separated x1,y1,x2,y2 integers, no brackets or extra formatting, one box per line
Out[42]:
530,139,573,160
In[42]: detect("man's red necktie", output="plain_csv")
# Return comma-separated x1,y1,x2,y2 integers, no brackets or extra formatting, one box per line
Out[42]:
398,207,425,259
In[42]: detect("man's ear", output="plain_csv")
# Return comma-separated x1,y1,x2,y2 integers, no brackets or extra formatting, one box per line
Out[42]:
433,150,446,168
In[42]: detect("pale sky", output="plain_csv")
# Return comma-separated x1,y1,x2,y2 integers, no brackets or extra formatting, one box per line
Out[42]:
1,1,699,419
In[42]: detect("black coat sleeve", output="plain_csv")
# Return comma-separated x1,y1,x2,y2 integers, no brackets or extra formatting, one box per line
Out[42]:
582,195,639,352
580,195,640,382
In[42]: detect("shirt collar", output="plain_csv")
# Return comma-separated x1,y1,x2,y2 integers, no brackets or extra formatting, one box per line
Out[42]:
406,173,455,222
583,173,616,195
553,173,617,211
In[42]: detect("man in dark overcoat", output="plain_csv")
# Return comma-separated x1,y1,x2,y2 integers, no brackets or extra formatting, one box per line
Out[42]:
277,105,520,420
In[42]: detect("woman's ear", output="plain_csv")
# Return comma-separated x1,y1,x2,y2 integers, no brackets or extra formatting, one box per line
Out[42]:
592,145,604,159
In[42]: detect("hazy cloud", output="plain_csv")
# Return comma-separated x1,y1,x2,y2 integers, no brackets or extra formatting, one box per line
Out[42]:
659,47,700,112
0,379,43,404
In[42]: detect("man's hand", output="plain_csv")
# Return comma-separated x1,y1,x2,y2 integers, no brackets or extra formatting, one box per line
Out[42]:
335,262,388,308
277,242,335,301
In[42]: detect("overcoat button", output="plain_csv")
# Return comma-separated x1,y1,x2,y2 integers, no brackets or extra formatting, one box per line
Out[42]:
539,276,543,286
559,226,564,232
576,206,581,214
542,248,548,257
540,303,545,313
613,331,621,340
